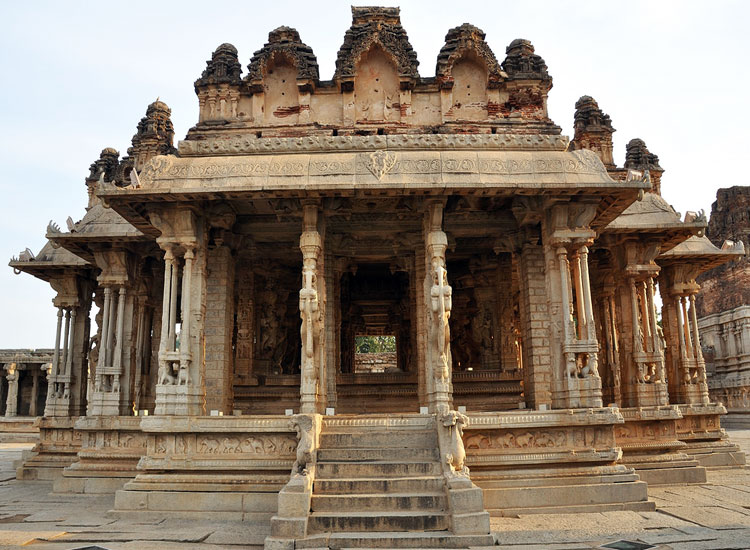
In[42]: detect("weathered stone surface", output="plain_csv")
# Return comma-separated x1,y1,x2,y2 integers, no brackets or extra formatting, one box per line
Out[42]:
6,6,749,549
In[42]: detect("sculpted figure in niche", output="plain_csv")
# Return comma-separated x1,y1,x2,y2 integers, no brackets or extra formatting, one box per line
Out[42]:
355,46,399,122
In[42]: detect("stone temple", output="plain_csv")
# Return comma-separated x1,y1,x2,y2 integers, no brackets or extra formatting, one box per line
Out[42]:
4,6,748,549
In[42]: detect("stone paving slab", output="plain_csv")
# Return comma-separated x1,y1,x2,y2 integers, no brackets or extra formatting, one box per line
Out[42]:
0,432,749,549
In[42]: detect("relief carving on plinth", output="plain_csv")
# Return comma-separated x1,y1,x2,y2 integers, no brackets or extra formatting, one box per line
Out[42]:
464,426,611,451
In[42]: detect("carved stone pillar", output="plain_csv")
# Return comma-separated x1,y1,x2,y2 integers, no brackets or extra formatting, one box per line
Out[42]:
324,251,338,410
150,208,207,416
88,249,138,416
496,254,517,372
44,274,94,417
596,282,621,406
543,202,602,409
659,265,710,406
4,364,18,417
29,368,39,417
299,203,326,414
423,201,453,414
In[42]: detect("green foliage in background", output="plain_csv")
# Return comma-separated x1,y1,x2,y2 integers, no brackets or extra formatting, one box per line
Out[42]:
355,335,396,353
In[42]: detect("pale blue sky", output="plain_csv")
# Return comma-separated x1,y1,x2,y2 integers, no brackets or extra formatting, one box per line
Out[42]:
1,0,748,347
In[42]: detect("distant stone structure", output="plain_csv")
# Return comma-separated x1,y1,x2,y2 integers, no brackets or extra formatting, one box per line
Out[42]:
698,187,750,427
6,6,747,548
0,349,51,443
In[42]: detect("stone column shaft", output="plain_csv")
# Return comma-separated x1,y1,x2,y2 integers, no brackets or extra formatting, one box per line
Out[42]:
112,287,126,373
4,366,18,417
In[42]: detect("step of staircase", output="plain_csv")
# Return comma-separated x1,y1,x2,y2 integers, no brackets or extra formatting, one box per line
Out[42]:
314,475,444,494
311,492,447,512
307,511,450,533
319,430,437,449
317,446,438,462
294,531,496,549
316,460,441,478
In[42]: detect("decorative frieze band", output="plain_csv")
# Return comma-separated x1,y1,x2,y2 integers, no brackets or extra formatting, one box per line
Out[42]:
133,148,613,191
177,133,570,157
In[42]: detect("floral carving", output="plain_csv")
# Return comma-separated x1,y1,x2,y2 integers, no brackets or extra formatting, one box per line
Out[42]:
365,150,397,180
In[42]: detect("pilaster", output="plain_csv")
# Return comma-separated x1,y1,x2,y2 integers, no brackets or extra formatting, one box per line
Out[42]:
204,239,236,414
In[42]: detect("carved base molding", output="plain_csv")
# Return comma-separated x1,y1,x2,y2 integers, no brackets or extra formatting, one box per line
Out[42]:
86,390,123,417
115,415,297,520
0,417,39,444
54,416,146,494
709,382,750,427
16,417,82,481
616,406,706,486
676,404,746,468
464,409,653,515
154,385,205,416
551,377,603,409
621,382,669,409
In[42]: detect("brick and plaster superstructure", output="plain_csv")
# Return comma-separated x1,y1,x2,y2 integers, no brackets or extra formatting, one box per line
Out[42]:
6,6,747,548
698,187,750,428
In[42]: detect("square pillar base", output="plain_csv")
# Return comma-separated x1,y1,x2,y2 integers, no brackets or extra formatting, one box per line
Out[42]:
154,385,204,416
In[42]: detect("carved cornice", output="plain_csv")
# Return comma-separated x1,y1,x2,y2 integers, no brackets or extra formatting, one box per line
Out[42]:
178,133,569,156
133,148,616,193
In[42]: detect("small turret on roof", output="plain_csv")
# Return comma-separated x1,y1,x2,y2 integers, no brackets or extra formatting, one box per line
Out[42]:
195,43,243,89
571,96,616,169
334,6,419,89
246,27,319,89
114,101,177,181
502,39,550,82
435,24,505,89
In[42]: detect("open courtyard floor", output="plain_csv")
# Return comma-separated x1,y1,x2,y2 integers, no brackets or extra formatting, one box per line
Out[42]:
0,430,748,550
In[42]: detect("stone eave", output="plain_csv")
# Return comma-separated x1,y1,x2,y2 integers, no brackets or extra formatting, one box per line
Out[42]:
0,349,54,363
9,259,91,283
600,221,705,255
98,145,648,234
657,235,745,273
46,231,149,264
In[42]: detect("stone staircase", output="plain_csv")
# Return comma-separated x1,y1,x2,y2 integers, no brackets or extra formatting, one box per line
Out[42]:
294,415,494,549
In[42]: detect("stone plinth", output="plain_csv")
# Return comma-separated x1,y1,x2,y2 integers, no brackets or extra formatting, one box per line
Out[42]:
115,415,296,520
0,417,39,443
54,415,146,494
464,408,653,515
676,403,746,468
616,406,706,486
16,416,82,481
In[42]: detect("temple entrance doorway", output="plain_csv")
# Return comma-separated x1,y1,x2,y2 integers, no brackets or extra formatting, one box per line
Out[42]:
335,263,417,413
